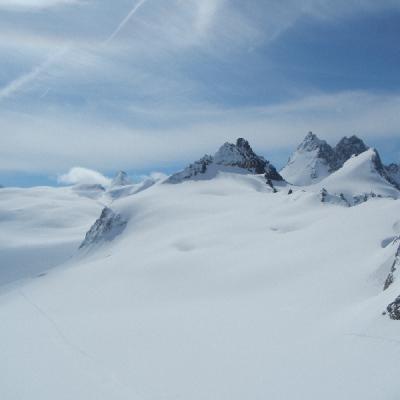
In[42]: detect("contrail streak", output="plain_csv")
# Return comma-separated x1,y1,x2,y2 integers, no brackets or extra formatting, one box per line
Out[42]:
0,1,148,101
0,47,68,101
105,0,148,44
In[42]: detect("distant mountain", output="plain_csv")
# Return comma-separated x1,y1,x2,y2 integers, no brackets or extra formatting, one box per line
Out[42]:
110,171,132,187
167,138,283,184
281,132,369,186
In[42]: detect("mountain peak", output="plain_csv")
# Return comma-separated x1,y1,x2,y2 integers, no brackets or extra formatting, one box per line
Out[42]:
214,138,267,174
167,138,282,183
281,132,337,185
111,171,132,187
298,132,327,152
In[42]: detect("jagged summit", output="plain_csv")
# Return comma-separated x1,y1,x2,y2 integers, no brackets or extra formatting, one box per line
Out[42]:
280,132,337,186
111,171,132,187
214,138,267,174
334,135,369,167
281,132,371,186
166,138,283,184
298,132,332,155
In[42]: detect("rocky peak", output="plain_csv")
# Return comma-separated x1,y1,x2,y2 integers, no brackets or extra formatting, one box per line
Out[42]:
370,150,400,190
385,163,400,187
166,138,283,183
299,132,337,168
214,138,267,174
299,132,329,152
334,135,368,167
280,132,338,185
80,207,127,249
111,171,132,187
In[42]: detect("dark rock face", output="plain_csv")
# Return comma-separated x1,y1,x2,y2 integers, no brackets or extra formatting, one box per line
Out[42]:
385,163,400,187
264,162,284,182
80,207,127,249
386,296,400,320
384,240,400,290
166,138,283,183
370,150,400,190
334,135,369,167
214,138,269,174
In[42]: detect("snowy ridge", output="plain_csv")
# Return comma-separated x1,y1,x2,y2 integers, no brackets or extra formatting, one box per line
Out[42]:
314,149,399,205
281,132,370,186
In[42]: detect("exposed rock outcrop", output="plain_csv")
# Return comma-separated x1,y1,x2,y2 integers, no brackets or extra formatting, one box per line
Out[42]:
384,240,400,290
333,135,369,168
386,296,400,320
80,207,127,248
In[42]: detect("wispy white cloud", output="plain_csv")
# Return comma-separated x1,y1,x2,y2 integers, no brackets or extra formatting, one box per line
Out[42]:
0,90,399,174
0,0,80,11
58,167,111,186
0,0,400,179
0,47,68,101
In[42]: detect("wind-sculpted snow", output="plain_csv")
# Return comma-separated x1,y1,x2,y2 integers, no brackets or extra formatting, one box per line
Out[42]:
2,174,400,400
166,138,283,184
4,137,400,399
80,207,128,248
0,186,103,286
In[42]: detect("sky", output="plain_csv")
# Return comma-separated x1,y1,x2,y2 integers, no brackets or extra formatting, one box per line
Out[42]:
1,0,400,186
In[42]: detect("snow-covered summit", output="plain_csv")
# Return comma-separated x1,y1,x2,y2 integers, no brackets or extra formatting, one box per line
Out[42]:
110,171,132,187
281,133,370,186
280,132,337,185
167,138,282,183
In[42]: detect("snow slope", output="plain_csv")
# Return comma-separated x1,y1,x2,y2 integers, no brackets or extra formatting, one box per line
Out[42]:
313,148,399,203
281,132,336,185
0,186,103,287
1,172,400,399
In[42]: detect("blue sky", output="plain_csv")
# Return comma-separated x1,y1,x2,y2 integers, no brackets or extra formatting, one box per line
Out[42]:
0,0,400,186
